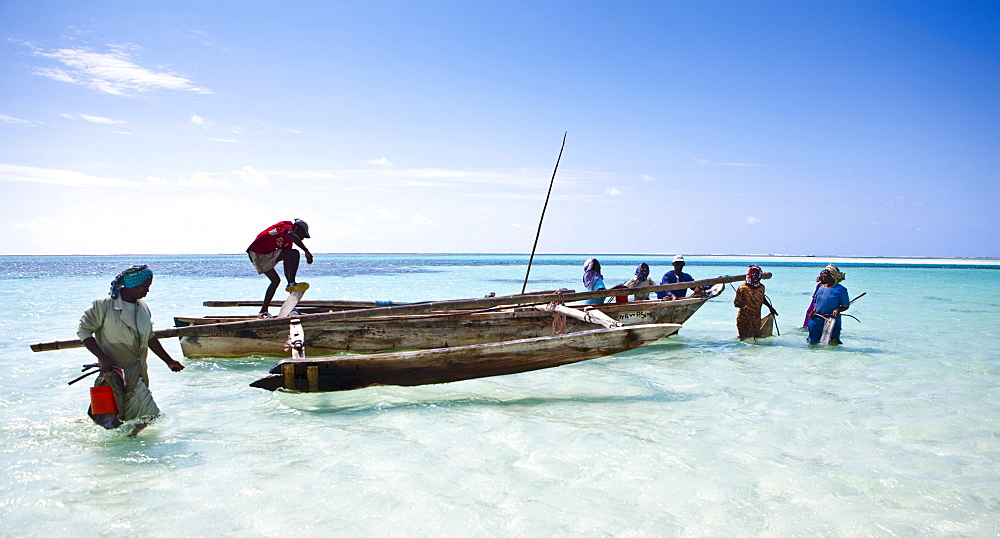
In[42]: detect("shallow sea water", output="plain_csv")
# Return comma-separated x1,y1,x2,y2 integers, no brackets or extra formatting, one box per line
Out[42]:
1,254,998,536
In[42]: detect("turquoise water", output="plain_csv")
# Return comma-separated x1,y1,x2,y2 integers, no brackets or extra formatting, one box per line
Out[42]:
1,254,998,535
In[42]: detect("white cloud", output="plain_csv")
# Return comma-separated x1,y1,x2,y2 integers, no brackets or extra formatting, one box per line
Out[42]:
191,114,206,126
31,46,212,96
369,157,393,167
79,114,127,125
144,173,233,188
606,188,622,196
233,166,269,186
641,174,654,181
746,216,761,224
410,214,436,227
0,163,139,187
376,209,398,221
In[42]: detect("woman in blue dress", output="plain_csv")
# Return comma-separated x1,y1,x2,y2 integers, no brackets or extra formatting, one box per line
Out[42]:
582,258,606,305
807,268,851,345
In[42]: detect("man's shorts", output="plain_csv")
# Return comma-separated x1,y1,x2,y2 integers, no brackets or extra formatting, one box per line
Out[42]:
247,250,283,275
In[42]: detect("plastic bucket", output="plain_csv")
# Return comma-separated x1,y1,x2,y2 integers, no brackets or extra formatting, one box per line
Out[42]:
90,385,118,414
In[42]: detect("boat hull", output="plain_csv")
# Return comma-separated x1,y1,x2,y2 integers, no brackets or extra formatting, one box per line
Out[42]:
250,323,682,392
176,293,715,358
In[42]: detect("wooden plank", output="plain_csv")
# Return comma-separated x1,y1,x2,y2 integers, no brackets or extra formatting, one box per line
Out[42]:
533,303,620,329
31,273,768,352
307,366,319,392
282,363,296,390
250,323,681,392
278,290,306,317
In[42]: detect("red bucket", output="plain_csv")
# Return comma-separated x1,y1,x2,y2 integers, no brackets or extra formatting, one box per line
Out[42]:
90,385,118,415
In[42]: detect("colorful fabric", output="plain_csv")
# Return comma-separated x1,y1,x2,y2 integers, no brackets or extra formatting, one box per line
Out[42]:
807,283,850,344
734,283,766,339
247,221,297,254
746,265,763,288
109,265,152,298
825,264,846,284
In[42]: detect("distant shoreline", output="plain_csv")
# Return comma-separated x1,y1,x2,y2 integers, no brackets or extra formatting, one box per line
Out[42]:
2,252,998,267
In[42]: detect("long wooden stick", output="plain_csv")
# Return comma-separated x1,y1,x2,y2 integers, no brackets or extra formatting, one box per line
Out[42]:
521,132,567,294
30,272,769,352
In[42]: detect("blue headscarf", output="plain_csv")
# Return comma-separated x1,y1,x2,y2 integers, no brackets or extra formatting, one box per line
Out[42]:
109,265,153,298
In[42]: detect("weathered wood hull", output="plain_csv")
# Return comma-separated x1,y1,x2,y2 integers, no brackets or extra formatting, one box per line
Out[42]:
177,294,715,358
250,323,682,392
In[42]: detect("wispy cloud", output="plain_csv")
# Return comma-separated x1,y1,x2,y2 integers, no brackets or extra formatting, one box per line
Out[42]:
692,157,764,167
606,188,622,196
0,163,139,187
30,45,212,96
0,114,40,126
79,114,127,125
369,157,393,167
746,216,761,225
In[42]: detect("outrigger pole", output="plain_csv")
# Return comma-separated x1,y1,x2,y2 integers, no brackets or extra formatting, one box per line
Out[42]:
521,131,567,295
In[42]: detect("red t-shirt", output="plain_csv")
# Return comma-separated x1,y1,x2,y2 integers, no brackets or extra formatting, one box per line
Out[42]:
247,221,296,254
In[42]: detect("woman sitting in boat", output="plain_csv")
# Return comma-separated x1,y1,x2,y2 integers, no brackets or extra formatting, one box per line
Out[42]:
582,258,606,305
806,268,851,345
77,265,185,433
733,264,777,339
621,263,656,301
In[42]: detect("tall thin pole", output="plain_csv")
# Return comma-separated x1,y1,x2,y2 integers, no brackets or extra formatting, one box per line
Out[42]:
521,132,567,294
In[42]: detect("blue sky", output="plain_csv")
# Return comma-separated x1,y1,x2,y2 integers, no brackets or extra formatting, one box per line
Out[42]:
1,1,997,257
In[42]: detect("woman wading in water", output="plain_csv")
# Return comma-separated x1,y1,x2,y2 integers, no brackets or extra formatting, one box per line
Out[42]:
78,265,184,434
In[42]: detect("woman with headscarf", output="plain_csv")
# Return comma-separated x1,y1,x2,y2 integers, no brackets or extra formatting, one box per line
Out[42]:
801,264,846,329
77,265,184,432
621,263,656,301
582,258,606,305
806,267,850,345
734,265,777,339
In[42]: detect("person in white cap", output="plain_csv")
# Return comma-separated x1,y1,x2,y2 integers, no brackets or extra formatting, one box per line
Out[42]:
246,219,313,317
657,255,696,300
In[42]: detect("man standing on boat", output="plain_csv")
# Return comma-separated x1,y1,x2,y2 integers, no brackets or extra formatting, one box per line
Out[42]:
247,219,313,317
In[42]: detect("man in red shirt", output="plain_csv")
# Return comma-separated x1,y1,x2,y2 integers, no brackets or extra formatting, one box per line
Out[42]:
246,219,314,317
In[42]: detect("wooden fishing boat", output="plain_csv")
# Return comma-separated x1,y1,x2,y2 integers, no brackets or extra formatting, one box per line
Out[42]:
175,283,726,358
31,274,770,359
250,323,682,392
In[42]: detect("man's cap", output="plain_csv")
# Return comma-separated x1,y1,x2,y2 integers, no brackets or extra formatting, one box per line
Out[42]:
673,255,685,263
294,219,310,238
